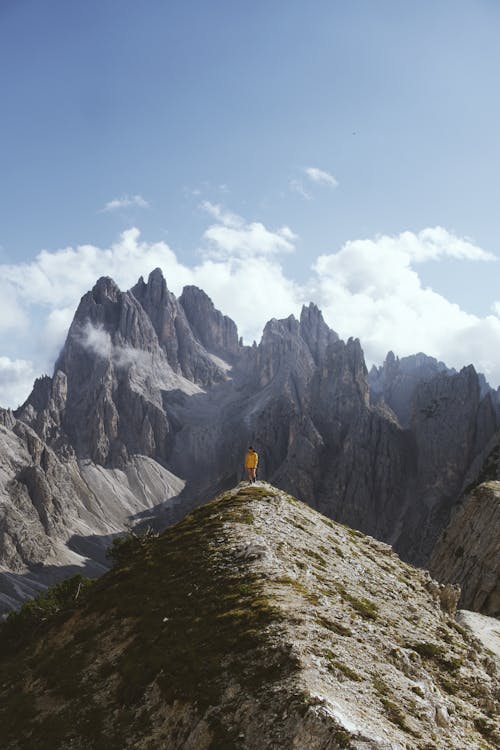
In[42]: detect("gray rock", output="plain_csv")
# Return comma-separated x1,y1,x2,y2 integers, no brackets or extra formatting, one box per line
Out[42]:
430,481,500,615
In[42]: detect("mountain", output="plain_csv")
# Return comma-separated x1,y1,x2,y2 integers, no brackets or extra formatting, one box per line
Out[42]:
1,269,498,612
1,483,497,750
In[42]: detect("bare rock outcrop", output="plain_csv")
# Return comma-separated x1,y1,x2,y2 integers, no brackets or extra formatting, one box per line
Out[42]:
369,351,452,427
0,410,185,615
430,481,500,615
179,284,240,359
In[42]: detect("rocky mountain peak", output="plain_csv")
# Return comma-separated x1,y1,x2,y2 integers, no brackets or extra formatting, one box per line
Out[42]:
299,303,339,366
91,275,121,304
179,284,239,358
1,483,497,749
133,266,169,306
370,350,456,428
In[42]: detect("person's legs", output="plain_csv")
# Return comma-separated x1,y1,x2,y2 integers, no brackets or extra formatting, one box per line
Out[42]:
246,468,252,482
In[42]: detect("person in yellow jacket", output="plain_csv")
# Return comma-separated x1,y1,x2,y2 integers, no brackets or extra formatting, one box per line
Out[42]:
244,446,259,483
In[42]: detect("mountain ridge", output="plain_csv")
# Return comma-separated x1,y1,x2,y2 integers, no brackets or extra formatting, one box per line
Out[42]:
1,482,497,749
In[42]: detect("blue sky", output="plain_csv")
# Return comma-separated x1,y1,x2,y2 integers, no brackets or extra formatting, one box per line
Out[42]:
1,0,500,406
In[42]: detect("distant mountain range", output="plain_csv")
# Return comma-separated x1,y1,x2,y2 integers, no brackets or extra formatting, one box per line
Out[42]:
1,268,498,613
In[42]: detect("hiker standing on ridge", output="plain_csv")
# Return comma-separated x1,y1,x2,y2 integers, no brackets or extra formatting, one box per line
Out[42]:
244,446,259,483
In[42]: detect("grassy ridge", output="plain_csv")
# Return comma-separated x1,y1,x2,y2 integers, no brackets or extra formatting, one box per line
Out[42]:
0,485,293,749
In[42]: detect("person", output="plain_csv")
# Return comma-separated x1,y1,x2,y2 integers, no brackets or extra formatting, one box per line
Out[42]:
244,446,259,483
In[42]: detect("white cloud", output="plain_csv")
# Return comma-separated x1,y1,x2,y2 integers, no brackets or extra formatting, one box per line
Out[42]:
311,228,499,380
371,226,495,263
305,166,338,188
79,322,149,369
200,201,243,228
0,282,28,333
289,179,312,200
201,204,297,259
0,357,39,409
203,223,296,259
1,228,182,309
100,194,150,213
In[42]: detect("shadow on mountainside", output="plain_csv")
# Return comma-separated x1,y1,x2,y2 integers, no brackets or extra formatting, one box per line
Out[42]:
0,469,247,616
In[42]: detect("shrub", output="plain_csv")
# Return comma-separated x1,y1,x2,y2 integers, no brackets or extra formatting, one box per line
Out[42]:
106,525,158,567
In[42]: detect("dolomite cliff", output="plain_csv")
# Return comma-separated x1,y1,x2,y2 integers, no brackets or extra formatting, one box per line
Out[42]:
1,269,498,613
430,482,500,616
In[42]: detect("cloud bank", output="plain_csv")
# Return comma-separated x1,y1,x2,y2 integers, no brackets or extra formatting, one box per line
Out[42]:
1,208,499,408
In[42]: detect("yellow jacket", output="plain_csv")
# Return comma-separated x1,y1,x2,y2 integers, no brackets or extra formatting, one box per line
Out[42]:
244,450,258,469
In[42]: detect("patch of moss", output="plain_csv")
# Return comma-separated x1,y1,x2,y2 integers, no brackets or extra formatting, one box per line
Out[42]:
316,615,352,637
439,675,459,695
474,715,499,742
342,592,379,620
380,696,415,734
324,650,361,681
291,520,309,532
373,673,416,734
331,726,353,748
436,626,454,644
347,528,364,539
234,485,273,500
304,548,327,568
450,620,470,640
409,641,446,659
372,672,388,696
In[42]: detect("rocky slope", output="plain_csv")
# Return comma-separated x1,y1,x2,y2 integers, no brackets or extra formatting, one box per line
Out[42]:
429,481,500,616
0,483,497,750
1,269,498,612
0,406,184,614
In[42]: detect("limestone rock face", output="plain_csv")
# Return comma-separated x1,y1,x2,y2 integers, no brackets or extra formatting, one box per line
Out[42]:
1,484,497,749
0,412,184,615
132,269,227,385
399,367,498,563
369,351,453,427
179,284,240,359
430,482,500,616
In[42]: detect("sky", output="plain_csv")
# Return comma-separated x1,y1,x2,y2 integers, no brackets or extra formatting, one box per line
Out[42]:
1,0,500,407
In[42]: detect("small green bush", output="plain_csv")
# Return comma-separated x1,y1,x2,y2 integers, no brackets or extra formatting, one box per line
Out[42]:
106,526,158,567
